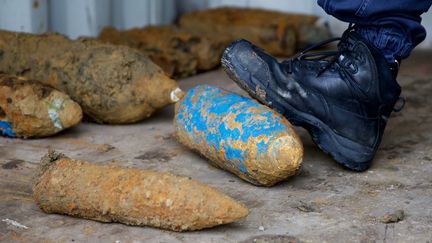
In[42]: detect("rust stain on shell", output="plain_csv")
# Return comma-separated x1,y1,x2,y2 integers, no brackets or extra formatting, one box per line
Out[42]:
33,151,249,232
0,30,181,124
99,26,224,78
174,85,303,186
0,74,82,138
179,7,332,53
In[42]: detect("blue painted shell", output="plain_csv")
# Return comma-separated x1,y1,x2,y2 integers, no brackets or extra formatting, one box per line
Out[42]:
174,85,303,186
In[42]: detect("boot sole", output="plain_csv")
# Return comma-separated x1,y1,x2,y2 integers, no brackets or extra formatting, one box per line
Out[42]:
222,45,373,171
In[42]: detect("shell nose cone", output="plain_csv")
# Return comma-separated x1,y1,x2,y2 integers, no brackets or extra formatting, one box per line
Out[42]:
170,87,185,103
269,135,303,174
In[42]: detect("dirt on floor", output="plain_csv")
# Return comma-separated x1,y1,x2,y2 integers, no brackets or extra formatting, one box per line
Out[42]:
0,51,432,242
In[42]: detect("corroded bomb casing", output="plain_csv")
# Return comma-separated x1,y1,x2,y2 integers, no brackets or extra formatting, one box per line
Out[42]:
33,151,249,232
174,85,303,186
0,75,82,138
0,30,183,124
99,26,223,78
179,7,333,53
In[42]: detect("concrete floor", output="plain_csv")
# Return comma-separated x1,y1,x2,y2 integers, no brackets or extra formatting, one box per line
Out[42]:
1,51,432,243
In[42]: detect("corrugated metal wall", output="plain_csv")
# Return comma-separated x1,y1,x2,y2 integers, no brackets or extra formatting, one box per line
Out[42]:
0,0,176,39
0,0,48,34
0,0,431,48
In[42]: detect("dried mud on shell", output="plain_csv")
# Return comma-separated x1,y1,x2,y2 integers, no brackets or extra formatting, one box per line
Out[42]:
33,151,249,232
0,30,182,124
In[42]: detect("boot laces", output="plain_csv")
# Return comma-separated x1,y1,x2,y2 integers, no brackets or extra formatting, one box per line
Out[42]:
283,24,405,113
284,35,365,78
284,24,359,77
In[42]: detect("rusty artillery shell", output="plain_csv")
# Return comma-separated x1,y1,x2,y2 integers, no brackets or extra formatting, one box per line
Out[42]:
174,85,303,186
99,26,224,78
0,30,182,124
179,7,332,54
33,151,249,232
0,74,82,138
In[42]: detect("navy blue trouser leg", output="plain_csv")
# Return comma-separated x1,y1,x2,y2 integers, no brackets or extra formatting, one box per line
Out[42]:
318,0,432,62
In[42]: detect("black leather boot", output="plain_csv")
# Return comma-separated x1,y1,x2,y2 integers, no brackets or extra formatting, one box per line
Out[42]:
221,29,403,171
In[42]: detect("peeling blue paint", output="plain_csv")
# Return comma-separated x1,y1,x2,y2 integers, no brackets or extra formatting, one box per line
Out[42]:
0,121,16,138
256,140,268,158
175,85,291,177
